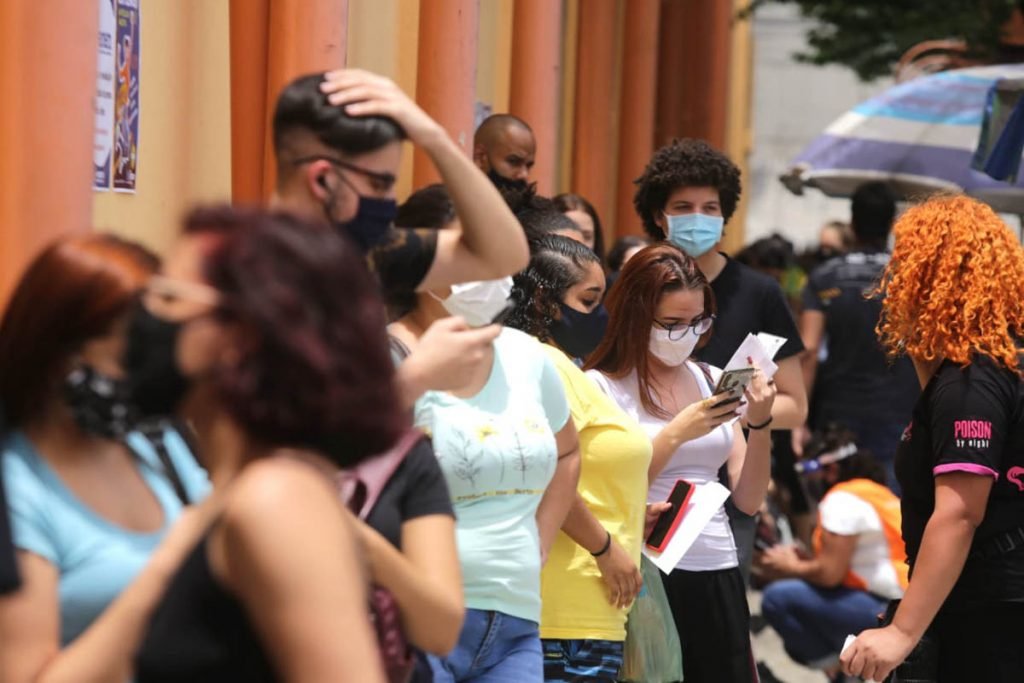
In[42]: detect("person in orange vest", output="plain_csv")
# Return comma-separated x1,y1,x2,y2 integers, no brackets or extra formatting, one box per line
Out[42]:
758,426,907,682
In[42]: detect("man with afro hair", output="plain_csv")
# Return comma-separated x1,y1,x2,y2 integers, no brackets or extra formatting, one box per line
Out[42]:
633,139,808,583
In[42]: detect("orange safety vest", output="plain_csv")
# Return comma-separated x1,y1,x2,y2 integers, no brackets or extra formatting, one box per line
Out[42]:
813,478,910,592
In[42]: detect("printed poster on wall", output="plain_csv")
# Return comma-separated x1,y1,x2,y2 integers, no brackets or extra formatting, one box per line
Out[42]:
112,0,140,193
93,0,116,190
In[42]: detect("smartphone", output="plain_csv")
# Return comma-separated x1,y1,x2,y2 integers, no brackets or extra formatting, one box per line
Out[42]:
713,367,756,401
645,479,696,553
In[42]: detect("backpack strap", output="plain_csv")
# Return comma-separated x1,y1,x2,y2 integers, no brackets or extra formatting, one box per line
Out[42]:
694,361,716,395
341,429,425,519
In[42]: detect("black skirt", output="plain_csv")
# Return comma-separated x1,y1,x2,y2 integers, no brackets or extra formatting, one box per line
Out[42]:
660,566,755,683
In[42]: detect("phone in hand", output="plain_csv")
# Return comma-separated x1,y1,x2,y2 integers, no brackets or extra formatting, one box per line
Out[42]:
713,367,756,402
645,479,696,553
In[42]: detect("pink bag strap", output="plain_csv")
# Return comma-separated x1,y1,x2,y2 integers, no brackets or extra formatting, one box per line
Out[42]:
339,429,425,519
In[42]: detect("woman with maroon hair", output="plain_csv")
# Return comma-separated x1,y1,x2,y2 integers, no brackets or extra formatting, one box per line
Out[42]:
123,206,392,681
584,244,776,683
0,235,210,682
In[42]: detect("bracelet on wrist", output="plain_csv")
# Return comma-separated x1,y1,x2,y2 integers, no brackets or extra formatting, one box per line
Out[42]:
590,530,612,557
747,416,773,431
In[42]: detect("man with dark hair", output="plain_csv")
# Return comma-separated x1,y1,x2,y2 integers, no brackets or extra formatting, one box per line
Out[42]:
270,69,531,403
799,182,917,491
473,113,536,191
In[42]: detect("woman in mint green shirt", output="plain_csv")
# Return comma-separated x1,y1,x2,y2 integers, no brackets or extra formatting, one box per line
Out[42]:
0,235,209,681
391,271,581,682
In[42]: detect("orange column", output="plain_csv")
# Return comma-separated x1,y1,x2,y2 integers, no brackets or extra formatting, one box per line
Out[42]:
655,0,732,148
615,0,660,237
0,0,96,307
229,0,271,205
509,0,563,195
413,0,479,188
261,0,350,198
571,0,618,238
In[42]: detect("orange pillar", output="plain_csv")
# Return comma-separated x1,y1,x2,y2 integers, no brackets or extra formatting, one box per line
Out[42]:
0,0,96,307
509,0,563,195
615,0,660,237
229,0,271,205
413,0,479,189
571,0,618,239
261,0,349,198
654,0,731,148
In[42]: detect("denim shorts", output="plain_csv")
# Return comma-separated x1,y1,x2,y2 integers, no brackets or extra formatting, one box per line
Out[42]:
427,608,542,682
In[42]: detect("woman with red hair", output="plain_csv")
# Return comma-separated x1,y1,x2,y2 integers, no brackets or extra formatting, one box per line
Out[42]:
584,243,775,683
0,235,211,682
843,195,1024,682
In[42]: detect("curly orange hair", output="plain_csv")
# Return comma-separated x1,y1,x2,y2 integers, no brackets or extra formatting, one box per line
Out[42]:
876,194,1024,373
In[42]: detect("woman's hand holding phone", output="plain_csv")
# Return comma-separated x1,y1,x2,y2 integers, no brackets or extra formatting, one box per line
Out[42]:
670,391,742,444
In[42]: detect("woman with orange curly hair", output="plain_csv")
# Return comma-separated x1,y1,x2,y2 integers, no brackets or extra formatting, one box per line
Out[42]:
842,194,1024,683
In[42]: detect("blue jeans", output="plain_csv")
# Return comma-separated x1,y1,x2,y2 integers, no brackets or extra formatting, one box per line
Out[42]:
428,608,543,682
761,579,887,666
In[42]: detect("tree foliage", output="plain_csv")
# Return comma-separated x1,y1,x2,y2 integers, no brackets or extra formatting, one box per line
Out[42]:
747,0,1024,81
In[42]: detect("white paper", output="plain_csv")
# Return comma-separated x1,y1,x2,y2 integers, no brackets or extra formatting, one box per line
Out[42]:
756,333,787,360
840,635,880,683
643,482,731,574
724,333,780,378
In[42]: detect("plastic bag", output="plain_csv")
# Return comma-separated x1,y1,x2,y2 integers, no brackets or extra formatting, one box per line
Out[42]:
620,555,684,682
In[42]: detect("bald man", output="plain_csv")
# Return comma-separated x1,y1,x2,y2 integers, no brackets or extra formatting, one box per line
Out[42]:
473,114,536,190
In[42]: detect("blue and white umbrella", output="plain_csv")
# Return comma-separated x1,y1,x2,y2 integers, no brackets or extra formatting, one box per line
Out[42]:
781,64,1024,213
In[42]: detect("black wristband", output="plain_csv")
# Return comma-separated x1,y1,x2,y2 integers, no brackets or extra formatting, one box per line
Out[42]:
590,530,612,557
747,416,773,431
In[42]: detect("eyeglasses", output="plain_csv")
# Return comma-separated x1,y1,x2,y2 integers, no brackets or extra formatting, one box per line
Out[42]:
291,155,397,193
653,315,715,341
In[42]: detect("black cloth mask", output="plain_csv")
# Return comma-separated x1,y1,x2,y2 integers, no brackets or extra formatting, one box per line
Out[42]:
486,168,530,194
123,302,192,420
63,365,136,438
324,182,398,254
549,302,609,361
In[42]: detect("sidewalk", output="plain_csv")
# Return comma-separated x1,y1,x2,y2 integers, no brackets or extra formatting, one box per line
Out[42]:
749,590,829,683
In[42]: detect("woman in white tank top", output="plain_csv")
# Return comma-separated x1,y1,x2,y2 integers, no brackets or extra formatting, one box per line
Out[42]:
585,243,775,683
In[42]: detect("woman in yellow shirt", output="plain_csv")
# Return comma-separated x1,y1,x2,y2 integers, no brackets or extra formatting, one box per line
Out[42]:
506,234,653,682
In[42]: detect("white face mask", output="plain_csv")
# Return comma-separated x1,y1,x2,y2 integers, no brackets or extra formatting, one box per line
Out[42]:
648,326,700,367
432,277,513,327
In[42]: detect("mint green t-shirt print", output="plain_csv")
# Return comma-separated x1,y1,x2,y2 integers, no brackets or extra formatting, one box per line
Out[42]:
414,329,570,624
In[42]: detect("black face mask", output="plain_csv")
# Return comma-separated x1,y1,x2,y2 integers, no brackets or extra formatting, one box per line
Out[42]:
123,302,192,420
549,302,609,360
486,168,530,194
63,365,136,438
325,189,398,254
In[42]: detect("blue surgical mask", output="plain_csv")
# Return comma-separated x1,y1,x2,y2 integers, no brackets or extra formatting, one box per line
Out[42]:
664,212,724,257
549,303,608,360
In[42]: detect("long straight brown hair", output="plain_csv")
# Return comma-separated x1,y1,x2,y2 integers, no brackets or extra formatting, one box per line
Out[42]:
584,243,715,419
0,235,157,428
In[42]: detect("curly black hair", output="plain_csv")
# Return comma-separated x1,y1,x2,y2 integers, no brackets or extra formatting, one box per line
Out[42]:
632,138,742,239
506,235,601,343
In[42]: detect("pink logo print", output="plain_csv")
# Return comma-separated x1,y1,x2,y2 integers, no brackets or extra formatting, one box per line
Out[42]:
1008,467,1024,492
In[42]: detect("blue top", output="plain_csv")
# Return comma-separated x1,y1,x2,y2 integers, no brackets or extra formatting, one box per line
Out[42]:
414,328,571,623
2,429,210,644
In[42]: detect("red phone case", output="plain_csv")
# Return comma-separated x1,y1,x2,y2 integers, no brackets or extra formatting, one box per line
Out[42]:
646,480,696,553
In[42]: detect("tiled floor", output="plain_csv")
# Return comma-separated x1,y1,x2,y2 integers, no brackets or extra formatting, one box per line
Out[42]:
748,590,830,683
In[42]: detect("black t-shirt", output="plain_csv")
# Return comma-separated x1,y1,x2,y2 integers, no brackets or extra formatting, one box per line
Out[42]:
695,255,804,368
372,227,439,296
365,439,454,549
802,251,919,425
896,355,1024,606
